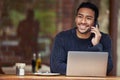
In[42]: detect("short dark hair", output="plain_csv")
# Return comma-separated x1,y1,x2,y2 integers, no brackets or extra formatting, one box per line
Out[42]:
76,2,99,22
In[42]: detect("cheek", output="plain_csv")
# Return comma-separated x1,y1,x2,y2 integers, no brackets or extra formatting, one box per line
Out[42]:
88,21,94,26
75,18,81,24
75,18,78,23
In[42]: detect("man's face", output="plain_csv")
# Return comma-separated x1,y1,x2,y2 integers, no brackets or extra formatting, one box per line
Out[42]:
75,8,95,34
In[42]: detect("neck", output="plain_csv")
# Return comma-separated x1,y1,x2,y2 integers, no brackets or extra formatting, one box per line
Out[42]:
76,29,91,39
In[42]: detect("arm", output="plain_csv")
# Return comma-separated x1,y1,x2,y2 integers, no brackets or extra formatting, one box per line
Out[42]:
101,35,113,74
88,34,113,74
50,34,67,75
90,26,113,74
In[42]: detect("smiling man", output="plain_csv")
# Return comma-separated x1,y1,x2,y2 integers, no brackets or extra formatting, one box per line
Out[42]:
50,2,113,75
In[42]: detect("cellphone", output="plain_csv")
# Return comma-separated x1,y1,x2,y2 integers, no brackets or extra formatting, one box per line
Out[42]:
94,21,99,27
91,21,99,37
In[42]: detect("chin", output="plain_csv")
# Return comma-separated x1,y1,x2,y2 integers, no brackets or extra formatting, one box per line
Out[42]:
80,31,88,34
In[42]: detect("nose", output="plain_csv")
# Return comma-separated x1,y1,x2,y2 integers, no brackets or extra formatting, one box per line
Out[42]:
81,18,86,24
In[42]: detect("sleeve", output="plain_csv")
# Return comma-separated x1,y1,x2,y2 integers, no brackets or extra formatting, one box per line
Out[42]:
87,43,103,51
103,35,113,74
50,34,67,75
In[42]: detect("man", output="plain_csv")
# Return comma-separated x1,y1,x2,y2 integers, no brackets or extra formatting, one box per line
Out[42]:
17,9,39,63
50,2,113,75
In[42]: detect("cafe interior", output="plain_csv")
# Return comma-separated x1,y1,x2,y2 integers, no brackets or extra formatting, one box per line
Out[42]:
0,0,120,79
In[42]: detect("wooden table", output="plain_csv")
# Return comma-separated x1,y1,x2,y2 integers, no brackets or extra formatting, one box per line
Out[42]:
0,74,120,80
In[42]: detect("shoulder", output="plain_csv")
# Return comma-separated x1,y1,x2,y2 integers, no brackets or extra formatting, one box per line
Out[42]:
55,28,75,39
101,32,111,39
20,20,27,23
18,20,26,25
100,32,111,42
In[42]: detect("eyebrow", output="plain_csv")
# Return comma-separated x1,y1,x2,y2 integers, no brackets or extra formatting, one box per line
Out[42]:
77,13,94,19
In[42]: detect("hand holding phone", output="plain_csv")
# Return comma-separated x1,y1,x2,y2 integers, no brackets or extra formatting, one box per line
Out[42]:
91,22,101,46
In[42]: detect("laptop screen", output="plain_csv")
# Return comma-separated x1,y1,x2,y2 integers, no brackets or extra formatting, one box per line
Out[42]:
66,51,108,77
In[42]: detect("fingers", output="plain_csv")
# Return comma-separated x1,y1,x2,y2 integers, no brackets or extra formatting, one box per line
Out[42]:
91,26,99,34
91,25,101,46
91,26,101,38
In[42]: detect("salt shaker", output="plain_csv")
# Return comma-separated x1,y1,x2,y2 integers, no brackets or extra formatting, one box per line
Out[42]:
16,63,26,76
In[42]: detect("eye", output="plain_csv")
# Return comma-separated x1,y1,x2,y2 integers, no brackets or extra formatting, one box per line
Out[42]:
77,15,83,18
86,17,94,21
87,17,92,20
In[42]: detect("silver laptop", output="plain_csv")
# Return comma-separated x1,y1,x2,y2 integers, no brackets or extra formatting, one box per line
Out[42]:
66,51,108,77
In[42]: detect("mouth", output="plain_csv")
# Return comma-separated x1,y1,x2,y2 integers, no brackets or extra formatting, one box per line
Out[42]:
78,24,89,30
77,24,91,34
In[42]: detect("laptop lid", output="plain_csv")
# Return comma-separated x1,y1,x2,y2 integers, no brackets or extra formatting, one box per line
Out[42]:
66,51,108,77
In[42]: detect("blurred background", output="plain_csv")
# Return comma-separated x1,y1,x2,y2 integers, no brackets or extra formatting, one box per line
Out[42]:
0,0,120,76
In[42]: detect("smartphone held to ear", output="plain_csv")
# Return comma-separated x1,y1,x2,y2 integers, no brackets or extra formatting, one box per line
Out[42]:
94,21,99,27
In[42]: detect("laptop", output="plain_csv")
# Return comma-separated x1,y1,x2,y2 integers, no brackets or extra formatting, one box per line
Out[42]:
66,51,108,77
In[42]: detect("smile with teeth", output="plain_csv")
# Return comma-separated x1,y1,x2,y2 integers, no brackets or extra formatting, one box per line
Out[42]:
79,25,87,30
